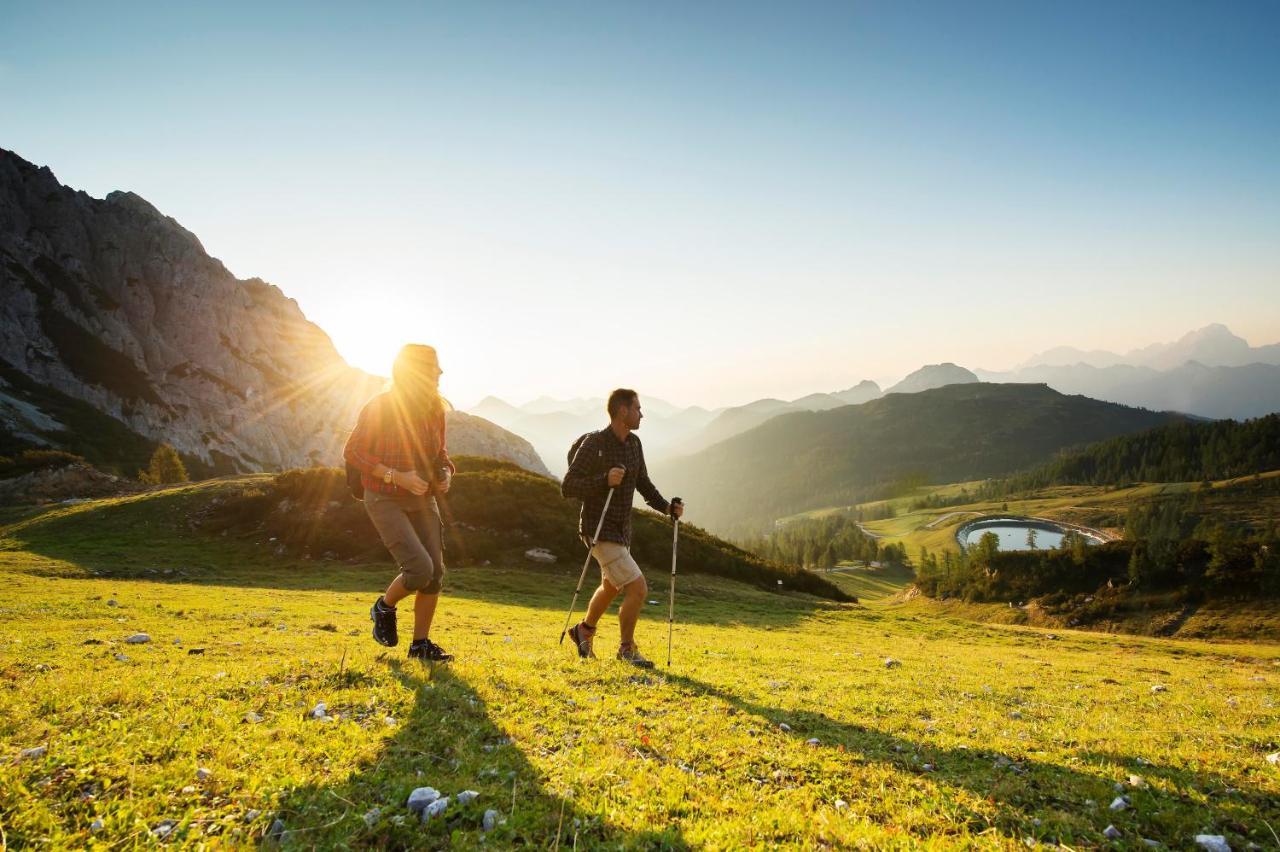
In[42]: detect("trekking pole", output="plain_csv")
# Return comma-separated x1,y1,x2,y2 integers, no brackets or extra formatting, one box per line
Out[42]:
666,498,682,668
559,487,615,644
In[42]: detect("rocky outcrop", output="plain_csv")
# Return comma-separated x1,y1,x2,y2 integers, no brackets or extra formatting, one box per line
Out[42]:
0,148,547,476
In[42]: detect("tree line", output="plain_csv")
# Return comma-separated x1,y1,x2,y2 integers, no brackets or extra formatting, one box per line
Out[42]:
739,514,908,570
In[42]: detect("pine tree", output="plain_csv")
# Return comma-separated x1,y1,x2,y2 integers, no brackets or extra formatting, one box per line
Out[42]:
140,444,188,484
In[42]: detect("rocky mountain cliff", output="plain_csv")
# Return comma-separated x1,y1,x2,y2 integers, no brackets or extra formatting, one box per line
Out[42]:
0,148,548,477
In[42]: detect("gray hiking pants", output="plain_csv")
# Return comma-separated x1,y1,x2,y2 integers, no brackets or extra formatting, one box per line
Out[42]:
364,491,445,594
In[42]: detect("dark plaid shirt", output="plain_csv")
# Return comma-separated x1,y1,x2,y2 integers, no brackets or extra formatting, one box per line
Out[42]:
561,427,670,546
343,392,455,496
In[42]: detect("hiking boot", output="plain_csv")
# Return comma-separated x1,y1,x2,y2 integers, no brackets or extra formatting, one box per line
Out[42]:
617,643,654,669
370,597,398,647
566,622,597,659
407,638,453,662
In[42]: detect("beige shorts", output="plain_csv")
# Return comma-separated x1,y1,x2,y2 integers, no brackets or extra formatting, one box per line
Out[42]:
591,541,643,588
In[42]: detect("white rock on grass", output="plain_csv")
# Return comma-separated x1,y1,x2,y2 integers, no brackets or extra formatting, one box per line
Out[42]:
778,723,792,732
1266,752,1279,766
456,790,479,805
1128,774,1148,788
884,657,901,668
125,633,151,644
1110,796,1130,811
310,702,327,719
244,809,262,822
482,809,499,832
1150,684,1168,694
196,767,212,782
423,797,449,820
1194,836,1231,852
524,547,557,564
90,818,104,832
19,745,47,760
806,738,821,746
152,820,177,838
363,808,381,827
406,787,441,812
244,712,264,724
114,654,129,663
1104,824,1123,840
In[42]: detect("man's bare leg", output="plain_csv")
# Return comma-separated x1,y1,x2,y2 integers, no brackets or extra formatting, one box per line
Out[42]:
617,576,648,647
412,591,439,641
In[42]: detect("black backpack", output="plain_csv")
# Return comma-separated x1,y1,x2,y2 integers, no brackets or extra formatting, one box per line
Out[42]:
567,430,598,470
346,462,364,501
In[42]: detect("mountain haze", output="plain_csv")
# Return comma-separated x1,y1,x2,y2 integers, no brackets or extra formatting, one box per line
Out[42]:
654,383,1186,536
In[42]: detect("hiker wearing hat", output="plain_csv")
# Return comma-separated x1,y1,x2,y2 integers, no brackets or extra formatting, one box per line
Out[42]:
561,389,684,668
343,344,455,661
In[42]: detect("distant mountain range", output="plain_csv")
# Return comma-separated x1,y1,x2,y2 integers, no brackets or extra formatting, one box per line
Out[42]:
0,148,548,477
1015,324,1280,371
650,383,1188,537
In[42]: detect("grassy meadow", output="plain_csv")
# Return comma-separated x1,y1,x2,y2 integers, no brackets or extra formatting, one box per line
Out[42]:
2,481,1278,849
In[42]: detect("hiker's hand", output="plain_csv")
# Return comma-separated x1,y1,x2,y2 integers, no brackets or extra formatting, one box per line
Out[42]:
607,466,626,488
395,470,431,496
436,469,452,494
671,501,684,520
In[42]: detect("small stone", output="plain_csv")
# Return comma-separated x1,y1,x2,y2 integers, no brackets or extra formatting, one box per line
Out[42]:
19,745,47,760
834,799,848,810
524,547,557,564
196,767,212,782
125,633,151,644
1266,752,1279,766
311,702,327,719
423,797,449,820
363,808,381,827
778,723,792,732
1142,840,1161,848
266,818,286,841
383,716,396,726
482,809,499,832
1193,836,1230,852
107,599,118,607
922,763,936,772
114,653,129,662
1009,710,1023,720
153,819,177,838
90,818,104,832
245,809,262,822
407,787,441,812
244,711,264,723
1104,824,1122,840
1110,796,1129,811
884,657,901,668
1128,774,1147,788
1150,684,1167,694
457,790,479,805
181,785,197,794
806,738,821,746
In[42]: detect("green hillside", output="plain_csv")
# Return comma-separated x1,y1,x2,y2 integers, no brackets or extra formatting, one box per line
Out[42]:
2,483,1278,848
1008,414,1280,490
657,383,1184,537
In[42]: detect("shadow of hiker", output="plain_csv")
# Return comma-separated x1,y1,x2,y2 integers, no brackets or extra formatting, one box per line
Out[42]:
270,660,689,849
658,670,1279,848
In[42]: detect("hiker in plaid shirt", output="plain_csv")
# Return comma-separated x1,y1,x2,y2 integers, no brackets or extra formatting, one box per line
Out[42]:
562,389,685,668
343,344,456,662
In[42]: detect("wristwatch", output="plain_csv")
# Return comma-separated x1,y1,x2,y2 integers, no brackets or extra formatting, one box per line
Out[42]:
383,468,395,486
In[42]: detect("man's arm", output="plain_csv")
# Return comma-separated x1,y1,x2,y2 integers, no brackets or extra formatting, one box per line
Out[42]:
561,432,607,499
635,442,671,515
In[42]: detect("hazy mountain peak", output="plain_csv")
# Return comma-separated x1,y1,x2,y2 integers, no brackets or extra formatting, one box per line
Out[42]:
886,363,978,395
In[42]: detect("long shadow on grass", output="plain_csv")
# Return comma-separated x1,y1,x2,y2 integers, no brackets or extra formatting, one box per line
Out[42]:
271,661,688,849
660,671,1279,848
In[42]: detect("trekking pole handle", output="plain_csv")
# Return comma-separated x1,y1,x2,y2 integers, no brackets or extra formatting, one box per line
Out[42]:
669,497,682,521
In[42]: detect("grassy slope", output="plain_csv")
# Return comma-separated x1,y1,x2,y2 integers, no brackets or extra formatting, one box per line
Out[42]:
1,485,1278,849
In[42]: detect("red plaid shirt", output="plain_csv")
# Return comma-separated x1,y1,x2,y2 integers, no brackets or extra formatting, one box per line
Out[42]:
343,392,455,496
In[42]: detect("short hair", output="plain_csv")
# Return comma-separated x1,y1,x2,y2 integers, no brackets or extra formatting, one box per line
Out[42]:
607,388,638,418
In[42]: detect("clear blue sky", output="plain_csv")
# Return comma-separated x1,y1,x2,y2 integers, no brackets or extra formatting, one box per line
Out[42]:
4,0,1278,408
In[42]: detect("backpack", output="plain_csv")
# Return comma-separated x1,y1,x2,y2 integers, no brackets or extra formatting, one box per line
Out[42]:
346,462,364,501
567,430,598,470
